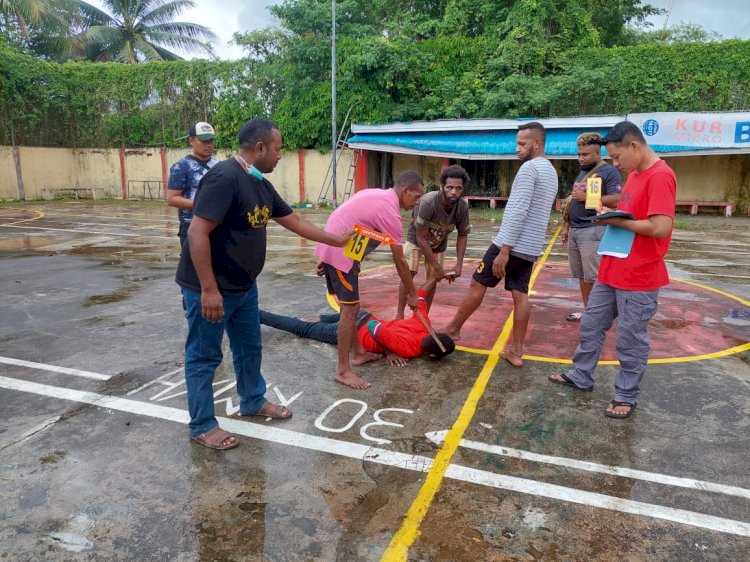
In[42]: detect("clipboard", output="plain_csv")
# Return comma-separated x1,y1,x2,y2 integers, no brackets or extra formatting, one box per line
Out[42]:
580,210,635,221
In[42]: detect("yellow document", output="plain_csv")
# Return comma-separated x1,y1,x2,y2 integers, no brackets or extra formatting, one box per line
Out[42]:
585,177,602,209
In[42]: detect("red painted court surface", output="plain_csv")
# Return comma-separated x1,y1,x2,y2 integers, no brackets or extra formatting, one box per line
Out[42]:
357,261,750,362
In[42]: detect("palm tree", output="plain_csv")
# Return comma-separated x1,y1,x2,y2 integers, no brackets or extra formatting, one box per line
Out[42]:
0,0,50,36
73,0,218,62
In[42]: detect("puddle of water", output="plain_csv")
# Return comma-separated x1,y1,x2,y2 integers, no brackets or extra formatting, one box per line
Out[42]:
673,259,736,267
82,285,138,307
40,451,67,465
0,236,60,251
651,318,691,329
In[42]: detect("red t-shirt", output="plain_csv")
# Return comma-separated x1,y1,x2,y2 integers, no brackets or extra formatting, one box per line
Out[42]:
598,159,676,291
356,290,430,358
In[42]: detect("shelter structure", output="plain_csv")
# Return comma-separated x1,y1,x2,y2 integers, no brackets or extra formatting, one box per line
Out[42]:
345,112,750,215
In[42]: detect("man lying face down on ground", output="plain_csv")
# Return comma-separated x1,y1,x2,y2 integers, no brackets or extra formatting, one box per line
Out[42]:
260,278,455,368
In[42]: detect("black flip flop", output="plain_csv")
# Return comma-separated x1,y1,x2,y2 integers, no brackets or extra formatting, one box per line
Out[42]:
605,400,637,419
548,373,593,392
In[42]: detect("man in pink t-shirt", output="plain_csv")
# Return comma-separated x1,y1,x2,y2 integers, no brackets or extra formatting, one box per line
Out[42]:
315,171,424,389
549,121,676,419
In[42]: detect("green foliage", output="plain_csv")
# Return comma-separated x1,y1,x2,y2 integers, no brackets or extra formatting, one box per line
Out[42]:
0,43,258,147
1,1,749,151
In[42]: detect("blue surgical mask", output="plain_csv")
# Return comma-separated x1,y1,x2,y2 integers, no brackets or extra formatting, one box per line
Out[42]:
247,165,263,180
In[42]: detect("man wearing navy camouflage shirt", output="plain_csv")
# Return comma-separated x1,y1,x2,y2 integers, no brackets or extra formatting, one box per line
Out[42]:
167,122,219,245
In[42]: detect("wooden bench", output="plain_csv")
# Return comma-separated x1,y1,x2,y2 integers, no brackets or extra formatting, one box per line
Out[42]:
675,200,733,217
553,199,734,217
40,187,105,200
464,196,509,209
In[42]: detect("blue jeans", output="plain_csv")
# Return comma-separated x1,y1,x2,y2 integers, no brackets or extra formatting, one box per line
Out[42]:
259,310,372,345
259,310,340,344
182,285,267,437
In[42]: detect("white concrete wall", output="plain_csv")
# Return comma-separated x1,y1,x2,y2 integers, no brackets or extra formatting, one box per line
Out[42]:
2,147,745,210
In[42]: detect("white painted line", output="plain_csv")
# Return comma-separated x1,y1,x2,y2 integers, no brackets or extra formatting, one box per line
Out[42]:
0,224,172,240
426,431,750,500
0,356,111,381
1,375,749,538
445,464,750,538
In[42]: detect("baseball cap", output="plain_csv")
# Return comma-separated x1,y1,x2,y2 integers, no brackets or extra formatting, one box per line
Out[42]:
189,122,215,141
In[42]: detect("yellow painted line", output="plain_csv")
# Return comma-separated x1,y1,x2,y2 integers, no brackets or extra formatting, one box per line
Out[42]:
381,227,562,561
348,248,750,370
455,345,491,355
2,209,45,225
674,278,750,307
521,341,750,365
458,276,750,365
644,342,750,363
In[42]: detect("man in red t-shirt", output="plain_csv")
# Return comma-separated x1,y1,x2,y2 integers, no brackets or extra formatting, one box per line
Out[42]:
259,279,455,365
549,121,676,419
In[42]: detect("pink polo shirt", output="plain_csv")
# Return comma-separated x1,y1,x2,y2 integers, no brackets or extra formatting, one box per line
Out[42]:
315,188,404,273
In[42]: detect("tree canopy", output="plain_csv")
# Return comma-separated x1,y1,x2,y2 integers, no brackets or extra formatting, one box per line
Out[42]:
1,0,216,61
1,0,748,151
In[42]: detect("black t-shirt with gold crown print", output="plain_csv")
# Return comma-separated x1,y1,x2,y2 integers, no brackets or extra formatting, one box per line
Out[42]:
176,158,293,294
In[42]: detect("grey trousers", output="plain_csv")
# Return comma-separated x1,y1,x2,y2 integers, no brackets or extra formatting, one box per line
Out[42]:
565,282,659,403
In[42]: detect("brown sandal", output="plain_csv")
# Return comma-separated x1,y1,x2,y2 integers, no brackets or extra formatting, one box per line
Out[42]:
245,401,292,420
191,426,239,450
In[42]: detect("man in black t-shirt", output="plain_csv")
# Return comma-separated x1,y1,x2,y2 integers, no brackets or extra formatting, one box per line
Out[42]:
560,132,622,322
176,118,352,450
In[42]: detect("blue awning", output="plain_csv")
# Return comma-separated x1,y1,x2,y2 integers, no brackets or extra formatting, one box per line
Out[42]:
347,114,750,159
348,129,611,160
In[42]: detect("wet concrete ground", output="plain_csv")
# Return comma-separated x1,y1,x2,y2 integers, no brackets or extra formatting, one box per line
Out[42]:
0,202,749,561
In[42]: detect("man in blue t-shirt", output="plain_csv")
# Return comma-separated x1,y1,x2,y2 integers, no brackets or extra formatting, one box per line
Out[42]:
167,122,219,246
175,118,353,451
560,132,622,321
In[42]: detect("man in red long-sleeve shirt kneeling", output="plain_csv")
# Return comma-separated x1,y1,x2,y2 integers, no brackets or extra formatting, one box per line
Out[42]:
260,279,455,367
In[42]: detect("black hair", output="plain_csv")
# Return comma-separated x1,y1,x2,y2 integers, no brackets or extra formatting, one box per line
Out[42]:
238,118,278,148
439,165,470,187
421,333,456,359
603,121,647,145
518,121,546,143
395,170,424,190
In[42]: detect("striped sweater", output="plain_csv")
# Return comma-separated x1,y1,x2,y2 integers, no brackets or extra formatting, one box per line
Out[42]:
493,157,559,259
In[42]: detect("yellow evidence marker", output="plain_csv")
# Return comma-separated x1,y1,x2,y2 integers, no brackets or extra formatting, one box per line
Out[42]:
343,224,394,261
585,176,602,209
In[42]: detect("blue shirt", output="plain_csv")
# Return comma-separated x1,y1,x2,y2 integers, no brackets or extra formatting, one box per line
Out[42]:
168,155,218,225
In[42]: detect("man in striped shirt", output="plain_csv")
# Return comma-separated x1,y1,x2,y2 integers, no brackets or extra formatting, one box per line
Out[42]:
443,122,559,367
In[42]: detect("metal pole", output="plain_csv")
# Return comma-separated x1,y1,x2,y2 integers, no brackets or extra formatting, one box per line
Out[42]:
331,0,337,207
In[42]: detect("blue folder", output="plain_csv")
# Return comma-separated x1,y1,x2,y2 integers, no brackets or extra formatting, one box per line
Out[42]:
597,225,635,258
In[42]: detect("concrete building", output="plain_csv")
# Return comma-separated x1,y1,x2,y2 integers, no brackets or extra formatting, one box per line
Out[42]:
346,112,750,215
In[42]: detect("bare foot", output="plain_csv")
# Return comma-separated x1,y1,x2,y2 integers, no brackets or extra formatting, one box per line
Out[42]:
352,351,382,365
502,350,524,368
335,369,372,389
443,325,461,341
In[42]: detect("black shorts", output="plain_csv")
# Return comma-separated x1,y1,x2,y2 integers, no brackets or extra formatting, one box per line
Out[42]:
472,244,534,294
322,262,361,304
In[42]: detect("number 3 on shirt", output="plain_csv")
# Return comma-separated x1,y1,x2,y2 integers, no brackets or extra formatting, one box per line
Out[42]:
344,233,368,261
